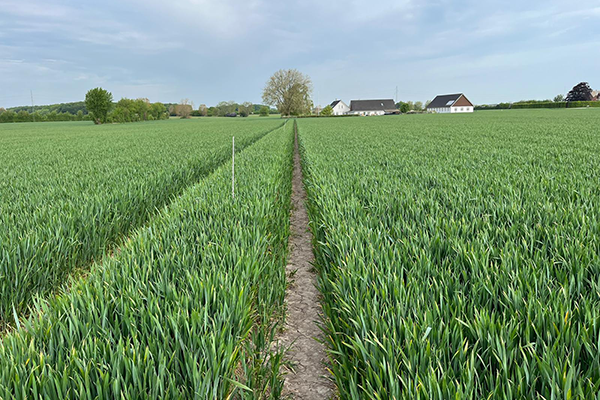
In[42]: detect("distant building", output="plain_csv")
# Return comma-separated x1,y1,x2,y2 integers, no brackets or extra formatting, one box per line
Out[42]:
427,94,474,113
349,99,397,116
592,90,600,101
330,100,350,115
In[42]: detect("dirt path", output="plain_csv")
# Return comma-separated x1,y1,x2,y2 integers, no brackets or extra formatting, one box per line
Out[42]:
278,125,335,399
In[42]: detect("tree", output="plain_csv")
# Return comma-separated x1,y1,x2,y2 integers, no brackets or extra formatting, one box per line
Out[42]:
259,106,269,117
406,101,414,111
425,100,432,109
320,105,333,116
553,94,565,102
85,87,113,124
175,99,192,118
134,98,151,121
0,107,5,114
76,110,84,121
0,110,15,123
198,104,208,117
214,101,237,117
16,110,31,122
262,69,312,116
414,101,424,111
398,102,410,113
151,102,167,120
566,82,593,102
238,101,253,117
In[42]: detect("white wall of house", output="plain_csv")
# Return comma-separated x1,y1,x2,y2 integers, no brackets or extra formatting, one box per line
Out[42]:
451,106,473,113
429,106,473,113
332,101,350,115
349,110,385,116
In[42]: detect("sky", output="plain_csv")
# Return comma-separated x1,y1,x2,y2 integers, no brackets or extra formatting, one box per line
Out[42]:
1,0,599,108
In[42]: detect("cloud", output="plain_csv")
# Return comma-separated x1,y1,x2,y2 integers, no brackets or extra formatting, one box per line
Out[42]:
1,1,175,53
124,0,267,39
0,0,73,18
0,0,598,107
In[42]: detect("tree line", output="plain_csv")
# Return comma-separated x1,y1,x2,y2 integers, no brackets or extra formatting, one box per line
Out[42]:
164,100,275,118
0,109,89,123
0,91,277,124
476,82,598,110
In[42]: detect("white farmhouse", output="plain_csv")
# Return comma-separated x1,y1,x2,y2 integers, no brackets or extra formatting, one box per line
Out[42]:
348,99,397,116
427,93,474,113
329,100,350,115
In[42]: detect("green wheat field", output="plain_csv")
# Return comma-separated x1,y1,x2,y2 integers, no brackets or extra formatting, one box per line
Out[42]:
1,109,599,399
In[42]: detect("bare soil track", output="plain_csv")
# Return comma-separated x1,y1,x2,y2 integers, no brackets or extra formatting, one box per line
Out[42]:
278,124,335,399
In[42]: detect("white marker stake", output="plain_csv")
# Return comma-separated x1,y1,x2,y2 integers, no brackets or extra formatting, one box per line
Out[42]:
232,136,235,199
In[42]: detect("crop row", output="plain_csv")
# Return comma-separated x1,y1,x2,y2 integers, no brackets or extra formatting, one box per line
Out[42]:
298,111,600,399
0,120,294,399
0,118,282,328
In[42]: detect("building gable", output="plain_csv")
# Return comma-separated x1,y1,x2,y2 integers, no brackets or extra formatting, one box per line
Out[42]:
452,95,473,108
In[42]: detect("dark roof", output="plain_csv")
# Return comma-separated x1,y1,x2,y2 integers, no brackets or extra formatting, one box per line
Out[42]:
427,94,464,109
330,100,341,108
350,99,396,112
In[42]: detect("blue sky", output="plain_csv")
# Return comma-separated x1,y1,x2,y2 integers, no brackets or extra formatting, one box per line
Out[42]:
1,0,599,108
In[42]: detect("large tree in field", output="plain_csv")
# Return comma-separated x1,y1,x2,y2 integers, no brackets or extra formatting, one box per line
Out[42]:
262,69,312,116
565,82,593,102
85,87,113,124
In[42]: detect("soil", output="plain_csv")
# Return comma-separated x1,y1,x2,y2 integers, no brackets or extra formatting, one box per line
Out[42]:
278,126,335,399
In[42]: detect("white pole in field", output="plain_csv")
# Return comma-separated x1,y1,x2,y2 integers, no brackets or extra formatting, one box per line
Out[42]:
232,136,235,199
